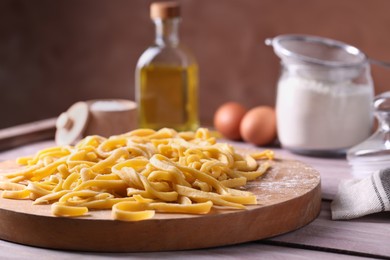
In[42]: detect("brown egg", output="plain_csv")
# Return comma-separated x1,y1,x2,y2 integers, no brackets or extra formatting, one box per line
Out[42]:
240,106,277,146
214,102,247,140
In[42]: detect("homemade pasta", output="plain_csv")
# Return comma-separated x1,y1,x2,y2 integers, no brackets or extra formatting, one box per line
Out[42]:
0,128,274,221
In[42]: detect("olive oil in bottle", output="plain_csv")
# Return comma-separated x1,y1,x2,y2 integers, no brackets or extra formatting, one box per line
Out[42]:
135,1,199,131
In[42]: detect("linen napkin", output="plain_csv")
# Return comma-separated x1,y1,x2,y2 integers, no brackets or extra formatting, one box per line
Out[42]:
331,168,390,220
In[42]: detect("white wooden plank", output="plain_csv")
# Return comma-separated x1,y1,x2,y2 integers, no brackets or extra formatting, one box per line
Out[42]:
0,239,370,260
268,201,390,258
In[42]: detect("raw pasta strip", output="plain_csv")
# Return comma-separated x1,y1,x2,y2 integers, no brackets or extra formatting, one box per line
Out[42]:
4,164,41,179
33,190,69,205
73,180,128,193
233,161,271,181
112,201,155,221
176,185,246,209
251,149,275,160
220,177,247,188
52,202,88,217
147,170,191,188
31,158,67,181
78,197,136,209
111,200,213,222
149,200,213,214
0,182,26,191
91,148,129,173
136,169,178,202
1,189,30,199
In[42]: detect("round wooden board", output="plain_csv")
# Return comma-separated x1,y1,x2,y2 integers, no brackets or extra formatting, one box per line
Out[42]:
0,154,321,252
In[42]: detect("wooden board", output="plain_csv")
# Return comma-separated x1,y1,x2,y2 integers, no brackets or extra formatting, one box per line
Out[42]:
0,157,321,252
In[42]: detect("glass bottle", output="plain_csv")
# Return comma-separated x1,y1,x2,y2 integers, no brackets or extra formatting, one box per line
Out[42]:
135,1,199,131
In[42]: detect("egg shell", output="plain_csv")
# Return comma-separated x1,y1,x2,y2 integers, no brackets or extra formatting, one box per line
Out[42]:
214,102,247,140
240,106,277,146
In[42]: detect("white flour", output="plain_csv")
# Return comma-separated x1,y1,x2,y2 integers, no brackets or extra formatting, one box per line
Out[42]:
276,76,373,151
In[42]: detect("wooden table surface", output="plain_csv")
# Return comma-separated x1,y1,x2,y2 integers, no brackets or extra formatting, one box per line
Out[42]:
0,129,389,259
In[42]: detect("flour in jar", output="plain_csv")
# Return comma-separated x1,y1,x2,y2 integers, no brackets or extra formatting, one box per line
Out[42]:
276,76,373,151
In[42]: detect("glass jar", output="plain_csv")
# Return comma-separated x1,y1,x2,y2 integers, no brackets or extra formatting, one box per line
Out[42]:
135,1,199,131
266,34,374,156
347,91,390,178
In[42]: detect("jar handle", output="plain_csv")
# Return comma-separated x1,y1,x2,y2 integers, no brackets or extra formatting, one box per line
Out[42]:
374,91,390,132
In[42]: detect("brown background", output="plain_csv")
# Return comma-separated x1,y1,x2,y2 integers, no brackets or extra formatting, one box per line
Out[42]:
1,0,390,129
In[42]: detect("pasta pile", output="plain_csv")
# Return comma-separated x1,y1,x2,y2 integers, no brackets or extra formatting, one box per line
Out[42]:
0,128,273,221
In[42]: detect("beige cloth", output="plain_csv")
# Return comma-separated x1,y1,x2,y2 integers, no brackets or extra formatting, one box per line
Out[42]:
331,168,390,220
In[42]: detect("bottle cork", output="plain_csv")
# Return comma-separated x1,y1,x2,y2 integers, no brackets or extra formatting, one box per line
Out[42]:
150,1,180,19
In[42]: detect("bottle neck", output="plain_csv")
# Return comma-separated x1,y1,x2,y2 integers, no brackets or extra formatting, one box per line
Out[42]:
154,18,180,47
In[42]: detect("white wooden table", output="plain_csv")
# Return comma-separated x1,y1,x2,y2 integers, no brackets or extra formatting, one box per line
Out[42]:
0,122,389,259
